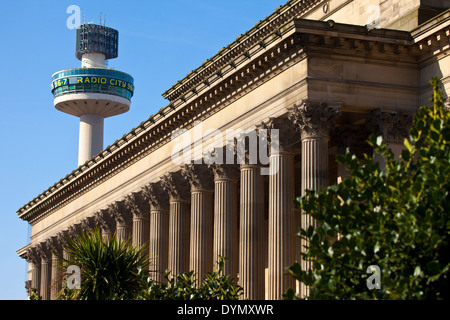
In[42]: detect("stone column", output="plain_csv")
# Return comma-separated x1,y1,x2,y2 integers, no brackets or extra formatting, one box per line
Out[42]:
27,246,41,296
125,192,150,257
94,209,116,240
209,163,239,279
65,224,82,261
37,243,52,300
330,125,372,183
239,162,265,300
258,117,298,300
181,163,215,285
80,216,96,234
46,236,63,300
370,110,413,166
289,100,341,297
55,230,73,298
143,182,170,282
67,224,82,242
109,201,133,242
161,171,191,276
56,230,71,265
25,280,32,298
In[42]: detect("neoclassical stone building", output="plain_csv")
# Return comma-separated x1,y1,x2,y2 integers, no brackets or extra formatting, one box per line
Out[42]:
17,0,450,300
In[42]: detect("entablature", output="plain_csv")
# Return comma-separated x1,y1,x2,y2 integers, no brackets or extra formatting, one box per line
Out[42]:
18,17,442,225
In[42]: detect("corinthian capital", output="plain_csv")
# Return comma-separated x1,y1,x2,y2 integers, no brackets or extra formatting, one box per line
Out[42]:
94,209,116,235
125,191,149,218
160,171,191,201
80,216,95,232
369,109,413,143
45,236,62,256
26,246,41,265
56,231,70,249
108,201,132,227
257,117,299,153
208,163,240,180
288,100,341,139
36,242,51,261
181,163,214,191
330,125,372,156
67,224,82,240
142,182,169,211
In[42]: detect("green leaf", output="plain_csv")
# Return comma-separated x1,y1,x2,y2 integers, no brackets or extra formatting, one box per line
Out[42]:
376,135,383,146
401,149,411,161
414,266,421,278
283,78,450,300
404,138,413,152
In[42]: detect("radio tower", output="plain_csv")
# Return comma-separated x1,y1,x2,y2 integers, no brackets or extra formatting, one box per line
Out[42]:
51,23,134,166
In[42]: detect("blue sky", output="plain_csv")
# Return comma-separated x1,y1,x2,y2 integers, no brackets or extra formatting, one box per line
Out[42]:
0,0,282,299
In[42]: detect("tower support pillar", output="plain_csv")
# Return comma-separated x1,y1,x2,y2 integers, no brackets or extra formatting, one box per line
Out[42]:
78,114,104,165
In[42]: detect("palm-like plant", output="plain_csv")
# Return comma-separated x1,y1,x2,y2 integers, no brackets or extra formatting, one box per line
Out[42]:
60,229,149,300
142,256,243,300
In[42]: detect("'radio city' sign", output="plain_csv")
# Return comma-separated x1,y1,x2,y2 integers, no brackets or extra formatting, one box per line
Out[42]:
51,76,134,94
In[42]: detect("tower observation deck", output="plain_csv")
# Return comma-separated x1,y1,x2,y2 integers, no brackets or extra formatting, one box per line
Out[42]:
51,23,134,166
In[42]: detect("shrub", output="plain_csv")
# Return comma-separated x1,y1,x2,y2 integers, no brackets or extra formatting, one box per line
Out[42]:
284,77,450,300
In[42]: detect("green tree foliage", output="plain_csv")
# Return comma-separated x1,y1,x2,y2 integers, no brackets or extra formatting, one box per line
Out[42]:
59,228,149,300
140,256,243,300
58,229,242,300
29,288,42,300
284,77,450,300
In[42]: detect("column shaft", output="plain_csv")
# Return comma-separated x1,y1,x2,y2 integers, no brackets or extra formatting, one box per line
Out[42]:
301,137,329,194
300,136,329,297
239,164,265,300
214,178,238,279
132,215,150,273
50,253,62,300
149,209,169,282
116,225,132,243
268,152,296,299
40,258,52,300
288,100,341,297
132,216,150,251
126,192,150,255
189,189,214,284
31,263,41,295
168,200,190,276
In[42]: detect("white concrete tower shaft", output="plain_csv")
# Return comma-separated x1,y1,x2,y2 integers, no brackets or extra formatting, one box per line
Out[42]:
78,52,106,165
78,114,104,165
81,53,106,68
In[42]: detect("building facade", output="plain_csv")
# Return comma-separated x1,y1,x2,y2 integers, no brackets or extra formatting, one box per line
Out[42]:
17,0,450,300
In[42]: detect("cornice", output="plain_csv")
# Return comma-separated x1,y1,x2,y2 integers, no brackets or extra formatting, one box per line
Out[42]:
17,17,423,224
410,9,450,64
161,0,322,102
17,23,304,224
410,8,450,43
17,244,30,260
